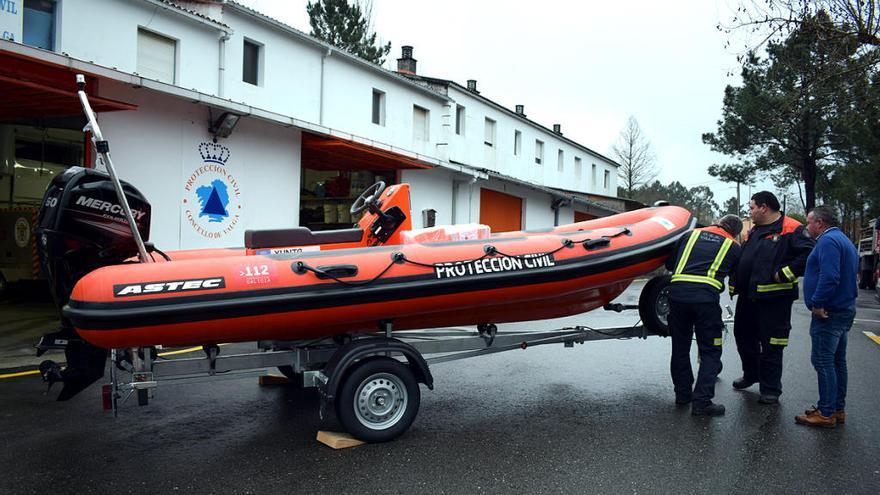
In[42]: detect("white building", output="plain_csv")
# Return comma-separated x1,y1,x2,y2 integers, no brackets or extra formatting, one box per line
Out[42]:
0,0,622,260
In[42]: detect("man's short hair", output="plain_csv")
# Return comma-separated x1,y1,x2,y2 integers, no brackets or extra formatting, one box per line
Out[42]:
810,205,839,227
751,191,780,212
716,214,743,237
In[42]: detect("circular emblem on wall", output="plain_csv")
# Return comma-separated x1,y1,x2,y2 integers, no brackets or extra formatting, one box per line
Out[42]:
14,217,30,248
183,142,242,239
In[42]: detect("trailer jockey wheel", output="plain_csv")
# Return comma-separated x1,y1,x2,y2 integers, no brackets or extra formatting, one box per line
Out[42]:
638,274,672,337
350,181,386,216
336,357,420,443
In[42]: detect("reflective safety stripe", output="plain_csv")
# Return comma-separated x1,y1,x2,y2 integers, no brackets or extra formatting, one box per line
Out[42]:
713,338,723,346
769,337,789,346
674,230,701,275
707,238,733,280
782,265,796,282
756,282,796,293
670,274,723,290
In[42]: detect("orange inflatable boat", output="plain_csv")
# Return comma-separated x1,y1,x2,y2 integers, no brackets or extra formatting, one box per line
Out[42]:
39,170,694,350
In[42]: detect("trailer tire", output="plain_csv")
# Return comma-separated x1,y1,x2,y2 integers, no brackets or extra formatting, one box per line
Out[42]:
336,357,420,443
639,274,672,337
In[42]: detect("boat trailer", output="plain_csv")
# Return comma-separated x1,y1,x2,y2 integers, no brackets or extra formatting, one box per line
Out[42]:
102,298,732,443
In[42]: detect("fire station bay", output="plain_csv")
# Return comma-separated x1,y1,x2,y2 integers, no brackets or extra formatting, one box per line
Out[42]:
0,0,627,289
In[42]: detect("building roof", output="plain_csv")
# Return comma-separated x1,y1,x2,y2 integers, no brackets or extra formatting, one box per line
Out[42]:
141,0,232,32
406,74,621,168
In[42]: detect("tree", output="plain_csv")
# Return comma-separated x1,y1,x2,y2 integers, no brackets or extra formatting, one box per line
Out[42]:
707,163,758,217
703,12,859,211
632,181,720,225
612,116,659,197
723,196,745,216
723,1,880,50
307,0,391,65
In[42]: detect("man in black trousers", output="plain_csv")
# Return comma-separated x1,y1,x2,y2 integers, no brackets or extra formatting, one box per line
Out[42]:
666,214,743,416
730,191,815,404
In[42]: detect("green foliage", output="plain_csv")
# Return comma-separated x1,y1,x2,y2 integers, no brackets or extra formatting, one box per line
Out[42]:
704,12,859,211
722,196,745,216
632,181,720,226
307,0,391,65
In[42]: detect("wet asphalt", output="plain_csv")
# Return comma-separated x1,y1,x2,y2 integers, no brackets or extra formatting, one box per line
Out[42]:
0,283,878,494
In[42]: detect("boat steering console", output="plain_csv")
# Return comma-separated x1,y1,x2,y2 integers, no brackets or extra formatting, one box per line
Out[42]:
352,181,408,245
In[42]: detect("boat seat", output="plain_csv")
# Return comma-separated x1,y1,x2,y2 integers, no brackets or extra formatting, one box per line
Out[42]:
244,227,363,249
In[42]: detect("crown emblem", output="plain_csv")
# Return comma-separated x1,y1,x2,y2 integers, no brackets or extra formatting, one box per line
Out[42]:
199,142,230,165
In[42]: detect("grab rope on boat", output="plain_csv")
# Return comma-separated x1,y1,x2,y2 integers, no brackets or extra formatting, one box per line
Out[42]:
291,227,632,287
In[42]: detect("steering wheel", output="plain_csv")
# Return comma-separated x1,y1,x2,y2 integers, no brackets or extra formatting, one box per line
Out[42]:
350,181,386,216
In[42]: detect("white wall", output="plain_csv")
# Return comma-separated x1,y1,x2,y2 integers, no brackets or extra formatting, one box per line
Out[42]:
446,86,618,196
98,80,300,250
400,168,454,228
322,57,446,158
222,9,322,120
59,0,221,93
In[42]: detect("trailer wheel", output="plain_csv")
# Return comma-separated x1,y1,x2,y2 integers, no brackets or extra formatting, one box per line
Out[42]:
336,357,420,443
639,275,672,336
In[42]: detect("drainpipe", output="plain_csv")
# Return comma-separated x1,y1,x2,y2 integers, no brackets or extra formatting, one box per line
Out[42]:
551,197,572,226
218,33,230,98
319,47,332,125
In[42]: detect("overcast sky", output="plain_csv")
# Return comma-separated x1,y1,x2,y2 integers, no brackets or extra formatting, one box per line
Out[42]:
239,0,777,208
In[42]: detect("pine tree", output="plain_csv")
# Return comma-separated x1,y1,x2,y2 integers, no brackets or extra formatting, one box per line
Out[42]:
307,0,391,65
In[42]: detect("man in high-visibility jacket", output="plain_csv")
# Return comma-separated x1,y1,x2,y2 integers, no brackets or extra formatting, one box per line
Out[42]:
665,214,743,416
730,191,815,404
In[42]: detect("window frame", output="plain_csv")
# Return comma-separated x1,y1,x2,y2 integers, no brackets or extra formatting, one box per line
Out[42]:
242,37,264,86
372,89,386,126
455,105,466,136
535,140,544,165
413,105,430,141
484,117,496,147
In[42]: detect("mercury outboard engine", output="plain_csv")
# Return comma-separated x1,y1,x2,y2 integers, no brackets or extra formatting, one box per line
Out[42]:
35,166,151,400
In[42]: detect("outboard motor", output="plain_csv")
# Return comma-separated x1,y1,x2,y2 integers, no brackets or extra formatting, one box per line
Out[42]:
35,166,151,400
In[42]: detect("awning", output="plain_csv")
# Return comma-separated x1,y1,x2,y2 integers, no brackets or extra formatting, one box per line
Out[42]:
302,132,433,171
0,49,137,121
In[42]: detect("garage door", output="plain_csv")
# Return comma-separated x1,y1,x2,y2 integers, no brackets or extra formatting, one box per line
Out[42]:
479,188,522,233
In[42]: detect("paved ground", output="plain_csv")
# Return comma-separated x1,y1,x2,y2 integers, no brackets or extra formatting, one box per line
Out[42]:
0,283,878,494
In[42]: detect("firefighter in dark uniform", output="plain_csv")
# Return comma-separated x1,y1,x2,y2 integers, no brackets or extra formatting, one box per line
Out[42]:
730,191,815,404
665,214,743,416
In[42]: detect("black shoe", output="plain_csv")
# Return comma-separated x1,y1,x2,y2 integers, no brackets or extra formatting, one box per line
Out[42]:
733,377,757,390
692,403,726,416
758,394,779,405
675,395,692,405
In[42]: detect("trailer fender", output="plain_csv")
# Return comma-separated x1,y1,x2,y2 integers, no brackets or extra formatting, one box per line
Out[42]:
320,337,433,402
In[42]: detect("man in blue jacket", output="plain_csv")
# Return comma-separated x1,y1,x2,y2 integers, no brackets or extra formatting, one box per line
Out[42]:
795,206,859,428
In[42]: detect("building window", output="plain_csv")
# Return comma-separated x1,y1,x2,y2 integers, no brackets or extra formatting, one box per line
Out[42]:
137,28,177,84
514,130,522,156
372,89,386,126
604,170,610,190
484,118,496,147
557,150,564,172
413,105,429,141
455,105,465,135
23,0,56,50
535,140,544,165
243,39,262,86
591,163,597,187
575,157,582,180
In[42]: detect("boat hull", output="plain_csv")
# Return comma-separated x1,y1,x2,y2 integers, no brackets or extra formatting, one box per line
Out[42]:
65,206,694,348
